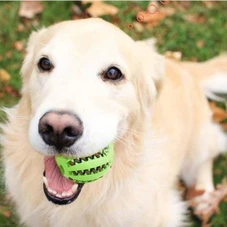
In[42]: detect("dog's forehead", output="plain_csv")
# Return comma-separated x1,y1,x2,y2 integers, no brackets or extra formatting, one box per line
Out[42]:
38,19,135,56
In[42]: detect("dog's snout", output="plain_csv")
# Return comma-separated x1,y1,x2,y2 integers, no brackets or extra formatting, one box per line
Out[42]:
38,111,83,151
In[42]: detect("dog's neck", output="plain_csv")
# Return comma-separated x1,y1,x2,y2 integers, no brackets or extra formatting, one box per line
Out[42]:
111,112,150,184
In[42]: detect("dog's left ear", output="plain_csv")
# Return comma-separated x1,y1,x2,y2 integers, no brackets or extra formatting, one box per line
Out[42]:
134,41,165,113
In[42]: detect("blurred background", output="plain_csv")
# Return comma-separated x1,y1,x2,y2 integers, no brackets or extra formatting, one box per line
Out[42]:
0,1,227,226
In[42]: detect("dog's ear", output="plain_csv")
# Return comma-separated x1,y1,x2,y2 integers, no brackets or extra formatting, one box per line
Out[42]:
21,28,46,87
134,41,165,114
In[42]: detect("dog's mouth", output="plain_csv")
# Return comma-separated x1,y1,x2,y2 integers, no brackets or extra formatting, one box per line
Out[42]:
43,157,84,205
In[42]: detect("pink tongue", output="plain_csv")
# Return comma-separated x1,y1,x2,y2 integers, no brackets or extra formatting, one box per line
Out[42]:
44,157,74,193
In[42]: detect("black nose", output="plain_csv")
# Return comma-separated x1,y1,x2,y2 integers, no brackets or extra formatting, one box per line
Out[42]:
38,111,83,151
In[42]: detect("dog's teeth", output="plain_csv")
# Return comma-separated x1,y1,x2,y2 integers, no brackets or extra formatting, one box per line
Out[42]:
56,193,63,198
47,188,54,194
62,190,73,197
62,191,67,197
66,191,73,197
49,188,57,195
43,176,48,186
72,184,78,192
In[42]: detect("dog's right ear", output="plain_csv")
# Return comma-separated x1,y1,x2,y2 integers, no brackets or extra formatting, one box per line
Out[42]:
132,41,165,116
136,41,164,95
21,28,46,87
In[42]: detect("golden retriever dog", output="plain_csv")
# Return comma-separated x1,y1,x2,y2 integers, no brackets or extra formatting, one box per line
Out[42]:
1,19,227,227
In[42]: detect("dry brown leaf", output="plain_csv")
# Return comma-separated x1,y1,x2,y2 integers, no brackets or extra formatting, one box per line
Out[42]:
13,41,24,51
3,85,20,97
165,51,182,61
189,179,227,227
197,40,204,48
185,187,205,201
133,22,144,33
214,169,222,175
71,4,83,16
220,122,227,131
81,0,92,4
17,23,25,32
137,11,167,24
0,69,11,82
6,51,12,59
0,205,11,218
4,85,13,93
190,56,198,62
223,194,227,202
3,210,11,218
203,1,216,9
209,102,227,123
159,7,175,16
180,1,191,9
19,0,44,19
86,1,118,17
183,14,206,24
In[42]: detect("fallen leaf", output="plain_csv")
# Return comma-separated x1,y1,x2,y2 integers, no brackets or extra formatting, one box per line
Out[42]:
136,1,174,28
203,1,216,9
133,22,144,32
185,187,205,201
13,41,24,51
180,1,191,9
193,179,227,226
221,122,227,131
165,51,182,61
0,69,11,82
71,4,84,16
214,169,222,175
0,205,11,218
159,6,175,16
82,0,94,4
6,51,12,59
183,14,206,24
19,0,44,19
4,85,13,93
86,1,118,17
223,193,227,202
3,85,20,97
209,102,227,123
147,3,158,14
137,11,167,24
31,19,40,27
3,210,11,218
196,40,204,48
127,24,134,30
17,23,25,32
190,56,198,62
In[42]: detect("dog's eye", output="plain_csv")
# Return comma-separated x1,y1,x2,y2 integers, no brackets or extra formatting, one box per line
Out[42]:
38,58,53,72
104,67,123,81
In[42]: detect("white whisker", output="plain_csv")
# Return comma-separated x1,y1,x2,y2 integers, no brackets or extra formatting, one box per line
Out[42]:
115,136,132,150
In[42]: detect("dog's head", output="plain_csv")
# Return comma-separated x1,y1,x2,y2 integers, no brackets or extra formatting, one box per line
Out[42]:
21,19,164,205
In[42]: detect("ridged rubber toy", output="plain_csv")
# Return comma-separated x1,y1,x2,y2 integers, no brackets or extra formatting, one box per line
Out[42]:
55,143,114,184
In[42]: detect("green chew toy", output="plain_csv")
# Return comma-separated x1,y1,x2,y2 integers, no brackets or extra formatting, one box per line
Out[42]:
55,143,114,184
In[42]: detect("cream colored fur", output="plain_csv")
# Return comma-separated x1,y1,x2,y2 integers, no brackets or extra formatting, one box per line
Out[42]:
1,19,227,227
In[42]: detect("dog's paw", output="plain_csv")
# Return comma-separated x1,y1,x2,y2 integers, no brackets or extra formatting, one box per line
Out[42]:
187,181,227,226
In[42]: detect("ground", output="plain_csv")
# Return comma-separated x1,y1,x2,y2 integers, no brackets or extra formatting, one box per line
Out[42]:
0,1,227,227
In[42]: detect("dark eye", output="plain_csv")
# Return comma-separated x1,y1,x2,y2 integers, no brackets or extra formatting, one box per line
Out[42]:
104,67,123,81
38,57,53,72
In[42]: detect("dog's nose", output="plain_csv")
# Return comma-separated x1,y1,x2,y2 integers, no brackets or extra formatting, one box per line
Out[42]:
38,111,83,151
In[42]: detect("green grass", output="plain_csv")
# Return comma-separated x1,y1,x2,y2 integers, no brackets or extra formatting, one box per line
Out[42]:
0,1,227,226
